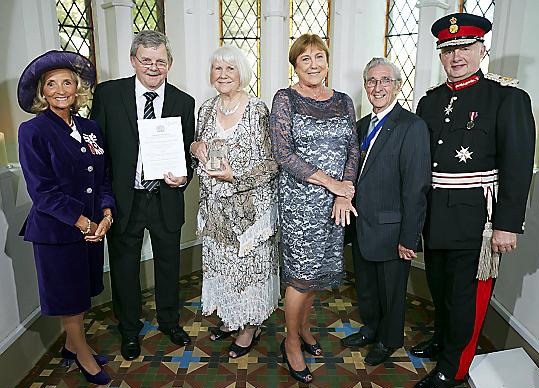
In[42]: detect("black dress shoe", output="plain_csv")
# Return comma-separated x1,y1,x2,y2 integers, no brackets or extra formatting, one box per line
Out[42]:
341,332,375,348
410,338,443,359
364,342,396,366
415,369,464,388
121,335,141,361
159,325,191,346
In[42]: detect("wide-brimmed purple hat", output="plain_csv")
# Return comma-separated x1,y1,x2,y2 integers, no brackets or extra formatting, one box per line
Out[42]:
17,50,96,113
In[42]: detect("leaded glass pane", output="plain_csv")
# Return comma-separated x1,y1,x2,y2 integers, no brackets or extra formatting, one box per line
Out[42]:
462,0,495,73
56,0,95,117
220,0,261,97
133,0,165,33
385,0,419,111
289,0,330,85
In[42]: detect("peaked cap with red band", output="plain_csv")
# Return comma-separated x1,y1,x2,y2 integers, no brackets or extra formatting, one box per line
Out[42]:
431,12,492,49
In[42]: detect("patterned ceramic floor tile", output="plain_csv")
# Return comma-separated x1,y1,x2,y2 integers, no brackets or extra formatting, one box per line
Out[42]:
16,270,492,388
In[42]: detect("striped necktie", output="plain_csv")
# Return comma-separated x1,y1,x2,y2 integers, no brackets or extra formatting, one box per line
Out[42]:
141,91,159,191
367,115,379,136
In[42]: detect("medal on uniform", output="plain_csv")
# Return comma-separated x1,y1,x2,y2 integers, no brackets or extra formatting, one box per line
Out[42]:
455,146,473,163
444,96,457,115
466,111,478,129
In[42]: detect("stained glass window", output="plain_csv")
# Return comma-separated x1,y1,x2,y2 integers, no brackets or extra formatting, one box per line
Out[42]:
461,0,495,72
385,0,419,111
289,0,330,85
56,0,95,117
133,0,165,33
220,0,261,97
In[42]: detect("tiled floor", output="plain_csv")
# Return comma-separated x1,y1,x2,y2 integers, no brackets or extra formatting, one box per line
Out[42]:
17,271,491,388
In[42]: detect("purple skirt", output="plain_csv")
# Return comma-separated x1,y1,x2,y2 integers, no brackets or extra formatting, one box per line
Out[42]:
33,240,105,316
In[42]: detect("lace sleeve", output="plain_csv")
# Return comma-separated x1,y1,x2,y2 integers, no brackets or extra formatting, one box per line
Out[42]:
270,89,318,181
342,94,360,182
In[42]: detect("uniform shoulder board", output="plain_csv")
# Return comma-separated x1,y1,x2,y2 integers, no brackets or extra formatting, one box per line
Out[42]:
426,82,444,93
484,72,519,87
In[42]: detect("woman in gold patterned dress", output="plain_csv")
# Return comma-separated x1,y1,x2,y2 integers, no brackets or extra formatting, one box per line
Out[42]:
190,46,279,358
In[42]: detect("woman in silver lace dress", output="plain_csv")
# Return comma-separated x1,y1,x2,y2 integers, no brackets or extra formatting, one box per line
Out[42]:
190,46,279,359
270,34,359,383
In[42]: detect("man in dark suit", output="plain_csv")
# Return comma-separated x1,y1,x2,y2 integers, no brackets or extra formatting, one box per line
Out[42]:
341,58,431,366
91,30,195,360
411,14,535,388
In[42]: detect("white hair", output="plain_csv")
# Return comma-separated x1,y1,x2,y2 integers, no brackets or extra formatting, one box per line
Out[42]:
363,57,402,82
208,45,253,90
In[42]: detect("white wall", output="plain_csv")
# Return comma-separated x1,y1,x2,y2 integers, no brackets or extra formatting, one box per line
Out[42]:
0,0,59,353
485,0,539,353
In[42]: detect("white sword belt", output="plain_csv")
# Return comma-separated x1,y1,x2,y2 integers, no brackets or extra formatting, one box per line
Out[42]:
431,169,498,189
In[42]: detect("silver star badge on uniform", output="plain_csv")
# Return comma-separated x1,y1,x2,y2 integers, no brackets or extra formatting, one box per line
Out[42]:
455,146,473,163
444,96,457,115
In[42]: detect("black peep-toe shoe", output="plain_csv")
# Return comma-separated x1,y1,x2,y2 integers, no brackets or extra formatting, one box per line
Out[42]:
228,327,262,358
280,338,313,384
299,335,323,356
209,321,239,341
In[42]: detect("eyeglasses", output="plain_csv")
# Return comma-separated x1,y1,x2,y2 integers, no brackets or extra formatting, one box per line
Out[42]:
365,77,396,88
134,55,168,70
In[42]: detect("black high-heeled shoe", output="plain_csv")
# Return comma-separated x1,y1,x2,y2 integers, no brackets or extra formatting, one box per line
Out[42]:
61,347,109,366
299,334,323,356
209,321,239,341
280,338,313,384
228,327,262,358
75,357,111,385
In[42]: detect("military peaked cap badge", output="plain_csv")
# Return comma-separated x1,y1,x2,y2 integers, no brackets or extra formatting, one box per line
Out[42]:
449,17,459,34
431,12,492,49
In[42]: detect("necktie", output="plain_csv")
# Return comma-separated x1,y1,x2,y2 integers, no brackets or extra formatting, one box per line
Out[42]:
367,115,379,136
141,91,159,191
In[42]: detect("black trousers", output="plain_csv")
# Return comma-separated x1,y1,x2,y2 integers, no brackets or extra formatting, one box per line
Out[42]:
352,238,411,348
108,190,182,337
424,248,495,380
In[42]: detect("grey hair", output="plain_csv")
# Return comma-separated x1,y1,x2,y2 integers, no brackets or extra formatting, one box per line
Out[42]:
130,30,173,63
363,57,402,83
209,45,253,91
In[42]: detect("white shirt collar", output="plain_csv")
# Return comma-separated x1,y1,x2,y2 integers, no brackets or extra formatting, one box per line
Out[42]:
135,77,165,99
371,98,398,121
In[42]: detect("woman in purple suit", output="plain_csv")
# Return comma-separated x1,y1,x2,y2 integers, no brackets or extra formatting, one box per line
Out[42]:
17,51,115,385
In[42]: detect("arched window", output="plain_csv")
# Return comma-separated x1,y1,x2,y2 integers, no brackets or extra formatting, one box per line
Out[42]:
460,0,495,72
56,0,96,117
220,0,261,97
289,0,330,85
384,0,419,111
133,0,165,33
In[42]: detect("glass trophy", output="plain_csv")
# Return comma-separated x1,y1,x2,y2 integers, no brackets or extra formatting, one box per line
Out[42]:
206,138,228,171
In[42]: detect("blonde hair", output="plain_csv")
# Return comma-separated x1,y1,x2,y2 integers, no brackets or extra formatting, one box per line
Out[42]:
30,69,91,114
289,33,329,67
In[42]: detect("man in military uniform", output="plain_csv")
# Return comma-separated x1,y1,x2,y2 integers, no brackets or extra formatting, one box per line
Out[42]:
411,13,536,388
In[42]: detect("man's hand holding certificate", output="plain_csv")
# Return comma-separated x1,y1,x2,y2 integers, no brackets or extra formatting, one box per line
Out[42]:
138,116,187,184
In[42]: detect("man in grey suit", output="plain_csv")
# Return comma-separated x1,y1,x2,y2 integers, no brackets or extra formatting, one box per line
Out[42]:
341,58,431,366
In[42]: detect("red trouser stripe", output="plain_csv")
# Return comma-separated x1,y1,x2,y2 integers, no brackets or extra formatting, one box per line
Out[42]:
455,278,493,380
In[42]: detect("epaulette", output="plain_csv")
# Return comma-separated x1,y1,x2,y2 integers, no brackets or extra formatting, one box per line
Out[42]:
484,73,519,87
426,82,444,93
